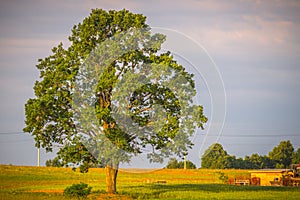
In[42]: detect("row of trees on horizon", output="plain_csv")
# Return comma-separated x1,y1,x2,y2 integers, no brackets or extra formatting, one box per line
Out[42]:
47,140,300,170
201,140,300,169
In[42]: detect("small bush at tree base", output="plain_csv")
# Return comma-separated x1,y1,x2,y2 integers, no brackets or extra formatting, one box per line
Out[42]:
63,182,92,199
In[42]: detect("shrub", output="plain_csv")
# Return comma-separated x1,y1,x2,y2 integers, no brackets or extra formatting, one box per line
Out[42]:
217,171,229,184
63,182,92,199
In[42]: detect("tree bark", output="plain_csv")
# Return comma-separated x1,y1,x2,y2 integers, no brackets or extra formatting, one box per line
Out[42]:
105,164,118,194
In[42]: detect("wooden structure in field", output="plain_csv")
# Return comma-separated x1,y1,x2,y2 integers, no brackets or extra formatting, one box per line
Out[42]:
249,169,286,186
234,179,250,185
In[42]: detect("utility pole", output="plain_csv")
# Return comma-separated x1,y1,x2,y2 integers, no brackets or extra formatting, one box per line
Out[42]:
184,146,187,170
184,154,186,170
37,147,40,167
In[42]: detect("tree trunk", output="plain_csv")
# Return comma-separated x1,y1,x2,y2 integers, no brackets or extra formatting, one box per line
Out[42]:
105,164,118,194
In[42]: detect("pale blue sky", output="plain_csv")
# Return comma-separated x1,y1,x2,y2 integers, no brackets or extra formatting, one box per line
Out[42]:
0,0,299,167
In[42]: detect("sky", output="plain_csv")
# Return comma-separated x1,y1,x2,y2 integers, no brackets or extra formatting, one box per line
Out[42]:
0,0,300,168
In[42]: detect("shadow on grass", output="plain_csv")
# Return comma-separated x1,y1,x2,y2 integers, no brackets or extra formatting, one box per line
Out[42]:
149,184,298,192
120,183,299,199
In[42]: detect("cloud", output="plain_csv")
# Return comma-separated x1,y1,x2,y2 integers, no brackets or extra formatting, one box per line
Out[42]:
0,38,65,56
1,0,300,166
186,12,299,57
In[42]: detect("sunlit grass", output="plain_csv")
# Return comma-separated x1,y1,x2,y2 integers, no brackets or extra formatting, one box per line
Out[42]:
1,165,299,200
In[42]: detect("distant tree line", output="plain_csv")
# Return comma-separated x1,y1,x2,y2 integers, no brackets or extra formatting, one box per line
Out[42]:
47,139,299,170
165,158,197,169
45,157,63,167
201,140,300,169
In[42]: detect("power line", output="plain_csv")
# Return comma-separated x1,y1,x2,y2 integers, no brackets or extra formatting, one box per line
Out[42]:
0,139,33,143
221,128,300,132
221,143,300,146
0,131,26,135
206,134,299,137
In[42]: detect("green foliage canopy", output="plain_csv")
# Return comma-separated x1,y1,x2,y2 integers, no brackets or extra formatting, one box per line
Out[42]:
165,158,196,169
292,148,300,164
201,140,296,169
23,9,207,171
269,140,294,168
201,143,230,169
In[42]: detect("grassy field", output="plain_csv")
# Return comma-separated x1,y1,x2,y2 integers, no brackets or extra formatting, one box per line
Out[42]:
0,165,299,200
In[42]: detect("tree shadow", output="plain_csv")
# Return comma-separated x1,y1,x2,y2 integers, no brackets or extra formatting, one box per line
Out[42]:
121,183,299,198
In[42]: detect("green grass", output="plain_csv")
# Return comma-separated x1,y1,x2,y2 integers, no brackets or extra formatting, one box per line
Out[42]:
121,184,300,200
0,165,299,200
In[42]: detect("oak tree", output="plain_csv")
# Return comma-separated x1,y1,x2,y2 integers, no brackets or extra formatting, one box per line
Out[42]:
24,9,207,193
